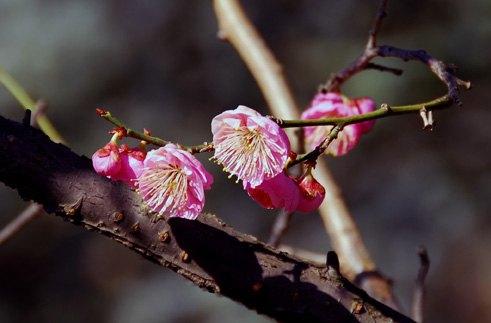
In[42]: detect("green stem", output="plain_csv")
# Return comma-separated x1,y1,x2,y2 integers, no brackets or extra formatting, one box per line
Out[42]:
279,95,451,128
291,125,343,167
99,110,213,153
0,66,65,143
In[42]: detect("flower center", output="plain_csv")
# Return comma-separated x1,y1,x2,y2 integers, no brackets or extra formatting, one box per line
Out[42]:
138,164,188,215
216,128,282,183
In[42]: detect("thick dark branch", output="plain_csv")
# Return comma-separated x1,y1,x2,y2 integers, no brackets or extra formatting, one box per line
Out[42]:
0,115,415,323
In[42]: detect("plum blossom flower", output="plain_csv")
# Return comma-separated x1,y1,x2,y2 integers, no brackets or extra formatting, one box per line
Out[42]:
296,168,326,213
137,144,213,220
108,144,146,185
92,134,122,176
246,171,300,212
301,92,376,156
212,105,290,188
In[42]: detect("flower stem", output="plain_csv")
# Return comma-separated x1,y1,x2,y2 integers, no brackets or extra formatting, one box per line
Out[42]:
98,109,213,153
279,95,452,129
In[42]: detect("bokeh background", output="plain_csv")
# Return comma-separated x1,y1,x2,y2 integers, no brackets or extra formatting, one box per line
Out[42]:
0,0,490,322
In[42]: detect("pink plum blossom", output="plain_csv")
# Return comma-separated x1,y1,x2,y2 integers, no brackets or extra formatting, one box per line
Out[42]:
296,169,326,213
301,92,376,156
92,136,122,176
212,105,291,188
108,144,146,185
246,171,300,212
137,144,213,220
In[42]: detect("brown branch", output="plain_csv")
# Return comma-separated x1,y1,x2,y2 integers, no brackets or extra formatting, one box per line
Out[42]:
412,246,430,323
267,209,293,248
0,202,43,246
365,62,403,76
0,116,417,323
367,0,388,49
323,2,471,109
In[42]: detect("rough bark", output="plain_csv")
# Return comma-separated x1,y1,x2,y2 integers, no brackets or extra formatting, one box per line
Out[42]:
0,115,414,323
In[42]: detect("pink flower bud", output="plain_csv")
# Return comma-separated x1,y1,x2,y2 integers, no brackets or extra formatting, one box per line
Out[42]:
295,170,325,213
108,144,146,185
92,140,121,176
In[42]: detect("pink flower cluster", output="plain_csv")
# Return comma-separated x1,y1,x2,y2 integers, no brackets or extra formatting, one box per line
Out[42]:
93,93,375,218
93,138,212,220
92,134,146,183
212,106,326,213
301,92,375,156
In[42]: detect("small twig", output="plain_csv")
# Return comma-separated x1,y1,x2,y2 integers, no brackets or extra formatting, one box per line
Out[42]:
412,246,430,323
289,125,343,167
0,203,43,246
323,0,471,110
0,66,65,143
326,250,341,273
376,46,471,106
365,62,403,75
97,109,213,154
267,209,293,248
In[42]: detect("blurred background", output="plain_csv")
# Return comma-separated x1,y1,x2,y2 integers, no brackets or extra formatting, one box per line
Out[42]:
0,0,489,322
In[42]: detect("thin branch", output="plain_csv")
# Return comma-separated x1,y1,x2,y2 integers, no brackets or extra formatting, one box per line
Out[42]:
97,109,213,153
0,203,43,246
290,125,343,167
322,11,471,107
367,0,388,49
213,0,299,123
412,246,430,323
0,66,65,143
267,209,293,248
279,96,452,129
0,115,416,323
376,46,471,106
365,62,403,75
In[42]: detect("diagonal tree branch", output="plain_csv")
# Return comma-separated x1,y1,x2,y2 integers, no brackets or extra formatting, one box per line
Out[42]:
0,115,416,322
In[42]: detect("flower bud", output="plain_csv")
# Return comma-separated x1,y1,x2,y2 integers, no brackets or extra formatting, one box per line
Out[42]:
108,144,146,185
92,135,121,176
295,169,325,213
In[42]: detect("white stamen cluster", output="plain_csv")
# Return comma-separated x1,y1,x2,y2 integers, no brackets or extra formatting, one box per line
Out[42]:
214,127,285,185
138,163,188,216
